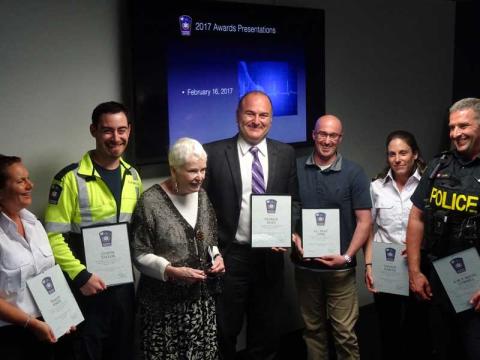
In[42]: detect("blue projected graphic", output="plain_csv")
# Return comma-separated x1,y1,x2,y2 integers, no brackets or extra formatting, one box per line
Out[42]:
167,32,306,145
238,61,297,116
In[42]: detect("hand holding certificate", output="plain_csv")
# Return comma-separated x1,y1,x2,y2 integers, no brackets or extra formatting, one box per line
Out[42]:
27,265,84,339
433,247,480,313
372,242,409,296
301,209,340,258
82,223,134,286
251,194,292,248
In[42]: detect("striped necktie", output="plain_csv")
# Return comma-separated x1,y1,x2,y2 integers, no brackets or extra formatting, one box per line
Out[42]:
249,146,266,194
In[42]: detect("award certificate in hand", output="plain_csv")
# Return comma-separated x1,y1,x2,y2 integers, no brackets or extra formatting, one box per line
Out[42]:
433,247,480,313
82,223,134,286
27,265,84,339
302,209,340,258
372,242,408,296
251,194,291,248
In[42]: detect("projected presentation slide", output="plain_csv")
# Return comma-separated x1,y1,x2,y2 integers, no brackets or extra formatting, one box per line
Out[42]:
167,15,306,145
132,1,325,163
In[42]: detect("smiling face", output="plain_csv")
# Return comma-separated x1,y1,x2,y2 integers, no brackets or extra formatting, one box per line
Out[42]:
90,111,131,163
387,138,418,180
0,162,34,214
237,92,272,145
449,108,480,160
172,156,207,195
312,115,343,165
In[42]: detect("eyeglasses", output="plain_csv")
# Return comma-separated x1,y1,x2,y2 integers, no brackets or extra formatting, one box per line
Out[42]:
313,131,342,141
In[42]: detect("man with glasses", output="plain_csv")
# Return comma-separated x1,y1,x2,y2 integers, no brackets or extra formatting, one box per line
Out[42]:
292,115,372,359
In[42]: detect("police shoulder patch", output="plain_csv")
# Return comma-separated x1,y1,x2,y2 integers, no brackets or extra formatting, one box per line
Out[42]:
48,183,63,204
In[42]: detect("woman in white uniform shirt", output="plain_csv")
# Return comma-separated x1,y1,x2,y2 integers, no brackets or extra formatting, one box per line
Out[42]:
0,155,56,359
364,131,432,360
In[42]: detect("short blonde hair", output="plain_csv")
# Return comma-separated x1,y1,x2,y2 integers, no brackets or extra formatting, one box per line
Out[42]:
168,137,207,169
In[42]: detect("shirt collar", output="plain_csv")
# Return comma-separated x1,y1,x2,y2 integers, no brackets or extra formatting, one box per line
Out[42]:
305,152,343,172
0,208,36,232
381,168,422,185
238,136,268,157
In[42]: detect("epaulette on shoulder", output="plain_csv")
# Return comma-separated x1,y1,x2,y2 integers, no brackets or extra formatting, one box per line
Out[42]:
54,163,78,181
434,150,452,159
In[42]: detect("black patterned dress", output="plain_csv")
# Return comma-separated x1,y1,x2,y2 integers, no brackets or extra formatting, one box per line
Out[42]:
131,185,220,360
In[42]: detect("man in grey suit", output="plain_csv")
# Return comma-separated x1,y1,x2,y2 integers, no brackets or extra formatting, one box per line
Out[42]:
203,91,301,360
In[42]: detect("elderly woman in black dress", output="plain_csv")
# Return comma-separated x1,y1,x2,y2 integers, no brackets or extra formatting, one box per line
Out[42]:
131,137,224,360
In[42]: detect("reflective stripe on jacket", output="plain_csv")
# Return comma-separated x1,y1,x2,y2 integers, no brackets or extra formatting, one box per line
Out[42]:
44,151,142,281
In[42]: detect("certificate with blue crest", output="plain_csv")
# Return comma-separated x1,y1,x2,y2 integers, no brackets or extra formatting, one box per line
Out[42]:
433,247,480,313
27,265,84,339
251,194,291,247
82,223,134,286
302,209,340,258
372,242,409,296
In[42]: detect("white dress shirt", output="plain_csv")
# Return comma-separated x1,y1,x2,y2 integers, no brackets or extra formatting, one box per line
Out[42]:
0,209,55,327
235,136,269,244
370,169,421,244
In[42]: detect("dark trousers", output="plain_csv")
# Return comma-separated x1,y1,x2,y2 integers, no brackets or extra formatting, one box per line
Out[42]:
429,271,480,360
374,292,432,360
65,283,135,360
217,244,284,360
0,322,54,360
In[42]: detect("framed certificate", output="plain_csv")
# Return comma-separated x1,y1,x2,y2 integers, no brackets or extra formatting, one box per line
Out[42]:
372,242,408,296
301,209,340,258
433,247,480,313
82,223,134,286
251,194,291,248
27,265,84,339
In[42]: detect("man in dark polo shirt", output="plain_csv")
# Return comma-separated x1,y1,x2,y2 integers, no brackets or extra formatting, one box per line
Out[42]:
292,115,372,359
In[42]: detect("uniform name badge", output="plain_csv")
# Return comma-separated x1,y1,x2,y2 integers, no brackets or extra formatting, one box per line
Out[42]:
433,247,480,313
250,194,291,248
27,265,84,339
372,242,409,296
82,223,134,286
301,209,340,257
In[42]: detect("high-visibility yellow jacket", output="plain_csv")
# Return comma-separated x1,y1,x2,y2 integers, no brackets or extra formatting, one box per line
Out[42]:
44,152,142,287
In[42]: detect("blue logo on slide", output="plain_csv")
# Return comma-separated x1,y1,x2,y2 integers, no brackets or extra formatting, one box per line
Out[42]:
179,15,193,36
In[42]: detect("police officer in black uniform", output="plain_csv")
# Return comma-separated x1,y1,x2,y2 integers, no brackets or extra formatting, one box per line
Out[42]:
407,97,480,360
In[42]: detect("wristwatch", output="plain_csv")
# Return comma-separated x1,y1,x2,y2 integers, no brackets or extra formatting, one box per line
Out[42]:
343,254,352,265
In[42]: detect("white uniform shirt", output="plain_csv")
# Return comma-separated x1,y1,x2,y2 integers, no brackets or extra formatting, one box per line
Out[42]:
236,136,269,244
371,169,421,244
0,209,55,327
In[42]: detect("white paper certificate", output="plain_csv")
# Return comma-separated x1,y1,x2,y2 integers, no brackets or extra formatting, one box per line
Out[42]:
302,209,340,258
433,247,480,313
251,194,292,248
82,223,134,286
372,242,409,296
27,265,84,339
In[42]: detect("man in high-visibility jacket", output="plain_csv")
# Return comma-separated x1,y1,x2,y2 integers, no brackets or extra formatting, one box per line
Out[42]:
44,101,142,360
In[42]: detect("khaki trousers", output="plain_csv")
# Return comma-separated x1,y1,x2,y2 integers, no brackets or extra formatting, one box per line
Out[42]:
295,267,360,360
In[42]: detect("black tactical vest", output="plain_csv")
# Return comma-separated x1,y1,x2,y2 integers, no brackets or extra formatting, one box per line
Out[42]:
425,152,480,257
